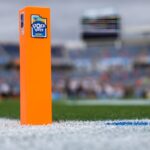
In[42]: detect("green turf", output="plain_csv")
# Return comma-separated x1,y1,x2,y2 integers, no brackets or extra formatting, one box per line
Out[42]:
0,99,150,120
0,100,20,119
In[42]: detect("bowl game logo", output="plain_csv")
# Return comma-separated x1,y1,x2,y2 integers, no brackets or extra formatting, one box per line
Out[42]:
31,15,47,38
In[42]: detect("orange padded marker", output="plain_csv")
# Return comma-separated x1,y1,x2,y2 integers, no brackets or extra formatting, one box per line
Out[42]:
19,7,52,125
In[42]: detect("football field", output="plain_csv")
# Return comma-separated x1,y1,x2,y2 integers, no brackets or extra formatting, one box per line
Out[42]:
1,99,150,120
0,99,150,150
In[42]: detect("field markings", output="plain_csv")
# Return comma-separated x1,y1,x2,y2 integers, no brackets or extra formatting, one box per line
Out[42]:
66,99,150,106
0,119,150,150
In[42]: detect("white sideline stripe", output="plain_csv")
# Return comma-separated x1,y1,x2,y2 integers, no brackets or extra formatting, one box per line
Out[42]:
1,119,150,150
66,99,150,106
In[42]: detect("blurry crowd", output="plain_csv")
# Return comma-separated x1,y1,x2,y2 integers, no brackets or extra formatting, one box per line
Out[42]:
52,71,150,100
53,78,125,100
1,69,150,100
0,70,19,99
1,43,150,100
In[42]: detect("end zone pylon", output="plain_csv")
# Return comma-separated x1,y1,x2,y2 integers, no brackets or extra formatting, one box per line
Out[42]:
19,7,52,125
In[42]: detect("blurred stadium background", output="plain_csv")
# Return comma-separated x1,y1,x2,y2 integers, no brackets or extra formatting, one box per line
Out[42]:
0,2,150,100
0,0,150,102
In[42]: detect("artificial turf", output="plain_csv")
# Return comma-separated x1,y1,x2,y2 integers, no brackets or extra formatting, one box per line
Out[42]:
0,99,150,120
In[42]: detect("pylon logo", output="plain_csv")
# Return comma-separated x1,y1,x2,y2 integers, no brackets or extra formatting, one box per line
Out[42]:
31,15,47,38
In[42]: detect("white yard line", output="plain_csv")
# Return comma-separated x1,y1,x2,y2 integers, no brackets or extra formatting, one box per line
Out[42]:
0,119,150,150
66,99,150,106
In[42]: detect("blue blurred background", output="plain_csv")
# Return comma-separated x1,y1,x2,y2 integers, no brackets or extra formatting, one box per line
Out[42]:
0,0,150,100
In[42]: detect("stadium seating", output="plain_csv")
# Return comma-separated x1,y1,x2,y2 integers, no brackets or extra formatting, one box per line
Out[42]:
0,43,150,99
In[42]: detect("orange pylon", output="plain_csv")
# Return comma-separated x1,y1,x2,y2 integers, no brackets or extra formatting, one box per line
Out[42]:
19,7,52,125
